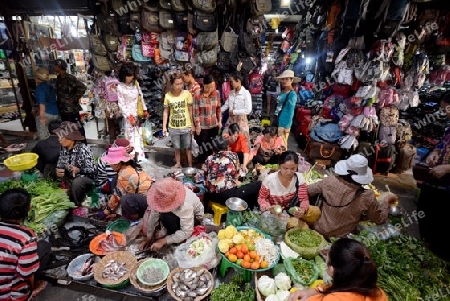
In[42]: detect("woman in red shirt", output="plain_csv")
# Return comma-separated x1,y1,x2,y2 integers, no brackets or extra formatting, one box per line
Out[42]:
225,123,251,173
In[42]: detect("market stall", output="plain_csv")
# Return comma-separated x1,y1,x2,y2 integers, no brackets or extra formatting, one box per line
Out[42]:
0,155,448,301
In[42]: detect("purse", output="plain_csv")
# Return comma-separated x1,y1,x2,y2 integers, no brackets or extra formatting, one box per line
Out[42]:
135,81,145,118
412,163,450,187
307,141,342,162
272,90,294,128
288,175,299,208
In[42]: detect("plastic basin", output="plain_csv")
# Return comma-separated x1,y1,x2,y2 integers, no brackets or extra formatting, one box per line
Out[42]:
4,153,39,172
136,258,170,286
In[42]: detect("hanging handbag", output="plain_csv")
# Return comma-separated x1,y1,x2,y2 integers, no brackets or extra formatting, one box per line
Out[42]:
287,175,299,208
135,81,145,118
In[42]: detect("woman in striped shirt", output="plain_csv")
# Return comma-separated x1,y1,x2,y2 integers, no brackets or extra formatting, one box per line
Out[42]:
258,151,319,224
0,189,41,301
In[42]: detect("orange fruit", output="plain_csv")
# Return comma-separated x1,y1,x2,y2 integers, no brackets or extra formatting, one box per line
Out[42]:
235,244,242,252
249,251,257,259
243,254,251,262
242,261,251,269
229,247,237,255
241,245,249,254
225,251,230,258
260,260,269,269
236,251,244,259
251,261,260,270
255,255,261,262
228,254,237,262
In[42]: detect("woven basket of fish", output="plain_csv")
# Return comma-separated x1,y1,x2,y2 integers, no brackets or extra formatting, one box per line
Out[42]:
130,259,167,294
167,267,213,301
93,251,137,287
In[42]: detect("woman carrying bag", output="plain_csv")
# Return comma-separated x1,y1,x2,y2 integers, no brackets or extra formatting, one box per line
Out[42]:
117,63,149,162
273,70,300,147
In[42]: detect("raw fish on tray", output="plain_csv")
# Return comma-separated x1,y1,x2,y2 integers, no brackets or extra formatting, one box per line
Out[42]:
97,231,123,253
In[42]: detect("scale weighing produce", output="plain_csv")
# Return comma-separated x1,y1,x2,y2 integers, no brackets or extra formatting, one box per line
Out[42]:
225,197,248,227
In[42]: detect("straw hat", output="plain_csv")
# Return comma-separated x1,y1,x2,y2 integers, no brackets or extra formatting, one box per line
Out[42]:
53,122,85,141
101,146,133,165
334,154,374,185
275,70,301,83
34,67,49,82
147,177,186,213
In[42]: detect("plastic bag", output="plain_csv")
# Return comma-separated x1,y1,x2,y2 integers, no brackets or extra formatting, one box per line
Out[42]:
191,137,200,157
258,211,288,238
41,210,69,228
174,232,220,269
142,120,153,145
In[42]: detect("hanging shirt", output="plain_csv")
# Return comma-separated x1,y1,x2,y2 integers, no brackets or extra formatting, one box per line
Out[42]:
164,90,193,129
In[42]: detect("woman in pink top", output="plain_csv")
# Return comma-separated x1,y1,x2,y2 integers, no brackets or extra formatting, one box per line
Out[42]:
251,126,286,165
288,238,388,301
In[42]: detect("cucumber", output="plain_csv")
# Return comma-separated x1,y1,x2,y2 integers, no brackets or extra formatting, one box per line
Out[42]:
288,206,299,215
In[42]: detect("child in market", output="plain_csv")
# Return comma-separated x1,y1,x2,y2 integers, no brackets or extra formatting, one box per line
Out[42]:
0,188,49,300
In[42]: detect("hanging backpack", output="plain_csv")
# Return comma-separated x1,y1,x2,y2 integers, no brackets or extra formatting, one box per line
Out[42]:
159,10,175,29
248,73,263,94
195,30,218,51
171,0,187,11
174,12,188,29
132,44,152,62
104,34,119,52
93,55,112,71
89,35,107,56
193,10,217,32
97,13,121,37
220,28,238,52
394,143,416,173
105,77,120,102
340,0,371,37
250,0,272,16
192,0,216,13
373,143,397,174
118,13,134,34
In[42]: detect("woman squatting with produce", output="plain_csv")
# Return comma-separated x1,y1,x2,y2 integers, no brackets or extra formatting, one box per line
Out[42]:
100,146,152,219
55,122,95,206
142,177,204,251
307,154,389,239
258,151,320,225
288,238,388,301
251,125,286,165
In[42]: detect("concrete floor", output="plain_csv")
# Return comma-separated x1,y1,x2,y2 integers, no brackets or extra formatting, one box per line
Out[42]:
0,120,423,300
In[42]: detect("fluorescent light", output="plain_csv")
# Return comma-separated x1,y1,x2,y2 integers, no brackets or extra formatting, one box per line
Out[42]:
306,57,311,64
280,0,290,7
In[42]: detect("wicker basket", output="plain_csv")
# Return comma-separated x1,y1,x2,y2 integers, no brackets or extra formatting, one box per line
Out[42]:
93,251,137,286
129,259,167,293
166,267,213,301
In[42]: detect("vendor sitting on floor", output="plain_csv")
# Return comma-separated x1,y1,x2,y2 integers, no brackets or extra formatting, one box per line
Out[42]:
142,177,204,251
251,126,286,165
224,123,252,173
55,122,95,206
101,146,152,219
307,154,389,239
0,188,50,300
258,151,320,224
203,136,261,209
95,138,135,194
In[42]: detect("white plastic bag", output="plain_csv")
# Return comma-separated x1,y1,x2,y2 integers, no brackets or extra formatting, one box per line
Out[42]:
191,136,200,157
174,232,220,269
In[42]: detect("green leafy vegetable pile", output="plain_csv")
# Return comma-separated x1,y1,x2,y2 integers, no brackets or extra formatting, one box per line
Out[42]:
210,273,255,301
352,231,450,301
287,229,323,248
0,179,76,235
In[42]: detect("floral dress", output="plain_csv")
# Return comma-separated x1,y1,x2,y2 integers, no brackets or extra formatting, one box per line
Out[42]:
203,151,240,193
117,82,147,161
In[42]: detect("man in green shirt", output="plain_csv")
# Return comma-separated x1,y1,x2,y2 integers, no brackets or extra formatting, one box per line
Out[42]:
53,59,86,137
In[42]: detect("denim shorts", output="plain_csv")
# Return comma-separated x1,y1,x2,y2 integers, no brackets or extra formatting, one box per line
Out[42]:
169,128,192,149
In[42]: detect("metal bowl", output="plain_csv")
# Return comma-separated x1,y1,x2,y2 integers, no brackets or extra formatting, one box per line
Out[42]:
225,197,248,212
182,167,197,176
389,205,406,217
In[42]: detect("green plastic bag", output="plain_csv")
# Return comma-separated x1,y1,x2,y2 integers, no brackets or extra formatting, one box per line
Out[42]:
283,257,319,286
